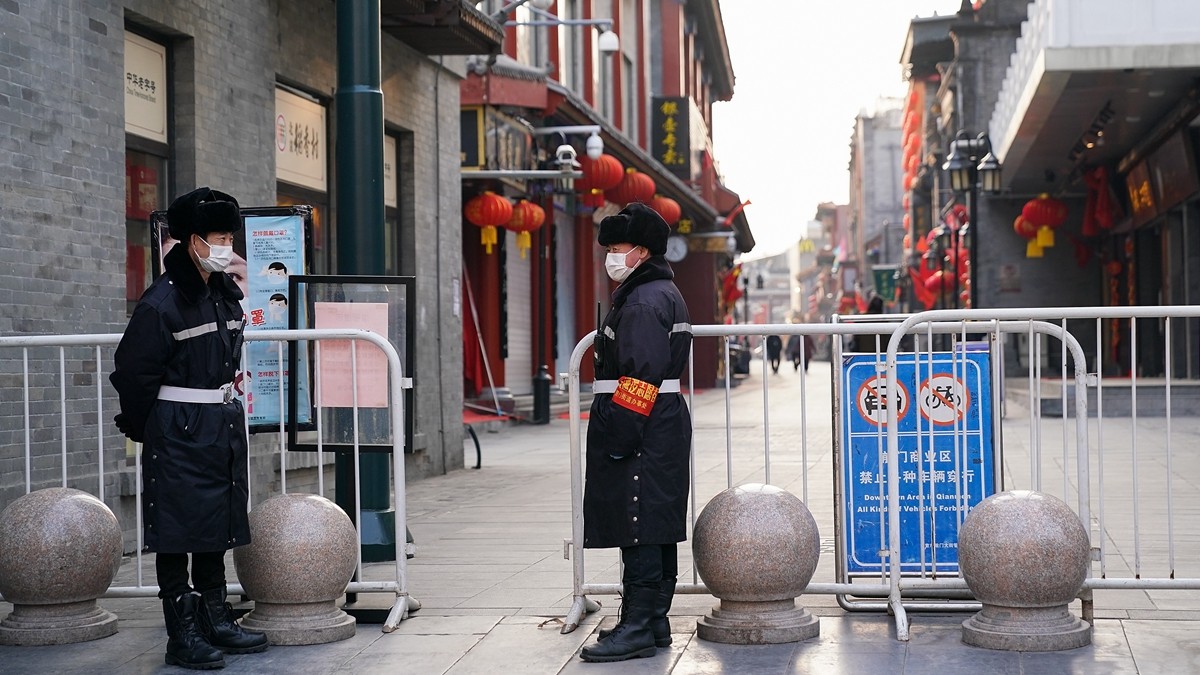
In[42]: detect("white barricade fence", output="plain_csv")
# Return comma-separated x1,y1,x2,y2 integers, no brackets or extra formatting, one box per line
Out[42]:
563,306,1200,642
0,328,412,631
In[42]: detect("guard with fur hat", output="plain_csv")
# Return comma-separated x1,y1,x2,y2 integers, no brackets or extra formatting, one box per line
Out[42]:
580,203,693,663
111,187,268,669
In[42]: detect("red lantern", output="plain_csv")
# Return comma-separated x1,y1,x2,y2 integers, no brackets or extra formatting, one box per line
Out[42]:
1013,215,1037,240
902,212,911,231
605,168,656,206
1021,193,1068,248
576,153,623,194
648,195,682,226
464,191,512,255
504,200,546,259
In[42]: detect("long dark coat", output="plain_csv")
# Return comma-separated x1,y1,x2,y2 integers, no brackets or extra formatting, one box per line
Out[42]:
110,244,250,554
584,257,692,549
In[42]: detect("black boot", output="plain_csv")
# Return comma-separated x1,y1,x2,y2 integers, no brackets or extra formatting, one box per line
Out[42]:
198,587,269,654
580,585,657,662
163,594,225,670
598,577,674,647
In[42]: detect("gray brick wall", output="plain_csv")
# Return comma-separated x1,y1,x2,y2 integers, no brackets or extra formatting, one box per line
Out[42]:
2,0,470,550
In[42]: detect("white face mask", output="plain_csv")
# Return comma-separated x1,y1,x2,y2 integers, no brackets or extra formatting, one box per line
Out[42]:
605,248,641,283
195,236,235,273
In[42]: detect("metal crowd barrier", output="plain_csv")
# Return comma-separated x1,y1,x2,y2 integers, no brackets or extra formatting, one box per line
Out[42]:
0,329,412,631
562,306,1200,642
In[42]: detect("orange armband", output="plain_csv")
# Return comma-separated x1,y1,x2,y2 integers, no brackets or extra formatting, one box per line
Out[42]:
611,376,659,416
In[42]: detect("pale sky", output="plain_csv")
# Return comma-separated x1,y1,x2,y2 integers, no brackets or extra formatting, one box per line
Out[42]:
713,1,968,260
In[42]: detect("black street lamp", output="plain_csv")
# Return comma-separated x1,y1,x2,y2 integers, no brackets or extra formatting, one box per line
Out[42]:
942,130,1002,308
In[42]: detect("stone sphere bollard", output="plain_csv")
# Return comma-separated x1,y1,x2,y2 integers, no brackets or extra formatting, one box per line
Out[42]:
0,487,123,645
233,494,360,645
959,490,1092,651
693,483,820,644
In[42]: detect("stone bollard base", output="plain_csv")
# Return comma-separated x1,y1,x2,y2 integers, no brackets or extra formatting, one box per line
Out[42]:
962,604,1091,652
696,598,819,645
0,600,118,646
238,600,355,646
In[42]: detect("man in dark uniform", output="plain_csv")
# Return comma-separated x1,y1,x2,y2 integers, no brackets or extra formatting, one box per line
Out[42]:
111,187,268,669
580,203,692,663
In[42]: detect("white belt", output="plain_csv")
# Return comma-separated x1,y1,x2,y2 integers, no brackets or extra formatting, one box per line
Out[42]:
593,379,681,394
158,383,235,404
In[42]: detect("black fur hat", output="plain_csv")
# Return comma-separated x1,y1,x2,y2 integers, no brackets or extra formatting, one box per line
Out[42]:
597,202,669,256
166,187,242,241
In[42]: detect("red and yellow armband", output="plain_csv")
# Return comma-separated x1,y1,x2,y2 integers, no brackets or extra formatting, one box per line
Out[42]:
611,376,659,416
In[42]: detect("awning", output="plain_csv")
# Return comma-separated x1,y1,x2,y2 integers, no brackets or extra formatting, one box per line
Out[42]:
381,0,504,56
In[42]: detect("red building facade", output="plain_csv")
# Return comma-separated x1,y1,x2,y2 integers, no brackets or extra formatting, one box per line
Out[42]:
461,0,753,406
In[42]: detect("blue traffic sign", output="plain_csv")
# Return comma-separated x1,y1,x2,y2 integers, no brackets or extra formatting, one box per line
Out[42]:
840,352,995,574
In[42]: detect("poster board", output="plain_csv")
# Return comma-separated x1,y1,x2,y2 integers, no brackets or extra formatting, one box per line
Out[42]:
288,275,416,454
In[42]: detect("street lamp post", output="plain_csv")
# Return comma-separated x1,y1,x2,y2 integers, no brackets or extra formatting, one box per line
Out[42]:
942,131,1002,308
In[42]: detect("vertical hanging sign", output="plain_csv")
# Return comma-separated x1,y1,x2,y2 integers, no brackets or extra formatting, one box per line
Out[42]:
651,96,691,180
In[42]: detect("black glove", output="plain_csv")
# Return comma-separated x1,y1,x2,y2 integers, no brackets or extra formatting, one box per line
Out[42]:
114,413,142,443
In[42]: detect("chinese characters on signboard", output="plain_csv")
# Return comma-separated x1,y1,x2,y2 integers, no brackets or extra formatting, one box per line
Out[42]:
124,32,167,144
839,352,995,574
651,97,691,180
275,88,327,192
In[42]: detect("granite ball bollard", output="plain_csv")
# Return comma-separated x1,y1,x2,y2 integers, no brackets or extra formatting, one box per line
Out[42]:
233,494,360,645
0,487,123,646
959,490,1092,651
693,483,820,645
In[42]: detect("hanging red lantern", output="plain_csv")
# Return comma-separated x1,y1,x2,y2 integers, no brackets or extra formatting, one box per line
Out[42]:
605,168,656,206
903,233,912,250
1021,193,1068,248
576,153,623,195
580,188,606,209
464,191,512,255
648,195,682,226
902,193,911,211
1013,215,1037,240
902,212,911,231
504,200,546,259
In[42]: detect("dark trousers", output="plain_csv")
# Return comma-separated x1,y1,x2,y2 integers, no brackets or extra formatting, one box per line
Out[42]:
157,551,227,599
619,543,678,595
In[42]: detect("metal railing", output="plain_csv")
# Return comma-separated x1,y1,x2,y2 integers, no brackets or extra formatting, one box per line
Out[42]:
0,328,412,631
561,306,1200,641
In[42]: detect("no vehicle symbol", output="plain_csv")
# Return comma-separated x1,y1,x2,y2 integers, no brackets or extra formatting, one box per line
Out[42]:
856,375,910,426
919,374,969,425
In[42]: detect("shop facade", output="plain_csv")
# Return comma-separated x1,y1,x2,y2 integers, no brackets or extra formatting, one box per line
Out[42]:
1,1,501,537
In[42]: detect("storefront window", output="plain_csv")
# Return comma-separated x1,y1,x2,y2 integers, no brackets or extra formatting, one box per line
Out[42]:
125,150,167,314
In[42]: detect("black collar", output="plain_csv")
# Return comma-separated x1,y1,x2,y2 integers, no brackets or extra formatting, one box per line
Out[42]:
612,256,674,307
164,243,243,305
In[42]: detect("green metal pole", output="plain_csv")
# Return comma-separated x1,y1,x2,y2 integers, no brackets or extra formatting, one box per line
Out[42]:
334,0,394,563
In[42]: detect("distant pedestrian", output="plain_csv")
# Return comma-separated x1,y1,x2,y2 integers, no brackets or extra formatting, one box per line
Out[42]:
766,335,783,373
786,332,815,372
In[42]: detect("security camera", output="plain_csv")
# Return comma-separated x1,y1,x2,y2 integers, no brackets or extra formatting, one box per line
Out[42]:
555,144,580,168
585,133,603,160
